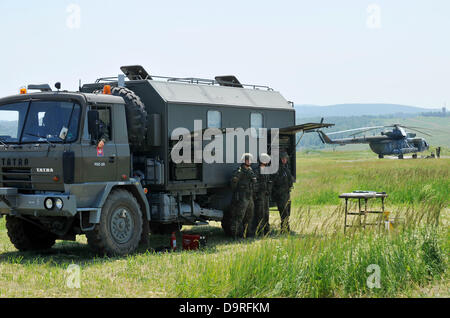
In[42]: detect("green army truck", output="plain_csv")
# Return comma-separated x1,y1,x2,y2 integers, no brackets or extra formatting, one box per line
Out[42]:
0,65,332,255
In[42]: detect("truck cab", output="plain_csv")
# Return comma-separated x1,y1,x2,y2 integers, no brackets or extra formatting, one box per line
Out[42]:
0,91,131,191
0,90,150,255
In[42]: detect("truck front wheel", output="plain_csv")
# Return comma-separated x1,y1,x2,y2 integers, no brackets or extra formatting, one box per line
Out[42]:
5,216,57,251
86,190,143,256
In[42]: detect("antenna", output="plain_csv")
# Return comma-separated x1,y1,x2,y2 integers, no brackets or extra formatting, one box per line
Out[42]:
79,79,82,92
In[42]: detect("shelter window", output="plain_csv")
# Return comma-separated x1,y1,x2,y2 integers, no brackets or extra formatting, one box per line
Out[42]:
207,110,222,129
250,112,264,137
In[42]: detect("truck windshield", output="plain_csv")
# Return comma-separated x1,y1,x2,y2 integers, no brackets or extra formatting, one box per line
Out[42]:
0,101,81,144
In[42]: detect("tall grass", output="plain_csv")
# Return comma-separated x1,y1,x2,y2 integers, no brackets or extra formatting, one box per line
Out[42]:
293,152,449,207
0,151,447,297
172,203,447,297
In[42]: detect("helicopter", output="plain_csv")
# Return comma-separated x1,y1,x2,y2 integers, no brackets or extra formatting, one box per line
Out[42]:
317,124,431,159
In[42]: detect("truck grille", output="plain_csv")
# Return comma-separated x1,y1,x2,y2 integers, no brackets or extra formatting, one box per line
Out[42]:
1,167,33,190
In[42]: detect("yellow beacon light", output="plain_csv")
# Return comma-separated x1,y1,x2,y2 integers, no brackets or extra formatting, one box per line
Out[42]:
20,87,27,95
103,85,112,95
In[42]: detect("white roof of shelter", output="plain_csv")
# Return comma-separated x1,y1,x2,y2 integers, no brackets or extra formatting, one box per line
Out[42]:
149,81,293,109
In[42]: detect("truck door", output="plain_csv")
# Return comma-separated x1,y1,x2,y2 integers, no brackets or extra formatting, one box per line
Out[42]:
81,104,119,182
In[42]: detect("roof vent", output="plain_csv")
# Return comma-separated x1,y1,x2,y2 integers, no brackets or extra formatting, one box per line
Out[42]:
120,65,152,80
215,75,243,88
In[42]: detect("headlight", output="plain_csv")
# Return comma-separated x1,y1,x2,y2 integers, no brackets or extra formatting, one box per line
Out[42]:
44,198,54,210
55,198,64,210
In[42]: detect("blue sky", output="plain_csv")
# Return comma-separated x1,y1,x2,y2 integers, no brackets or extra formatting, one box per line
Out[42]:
0,0,448,108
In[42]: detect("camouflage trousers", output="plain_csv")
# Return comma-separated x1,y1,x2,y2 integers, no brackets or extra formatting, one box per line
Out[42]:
274,191,291,233
251,195,270,236
229,196,254,238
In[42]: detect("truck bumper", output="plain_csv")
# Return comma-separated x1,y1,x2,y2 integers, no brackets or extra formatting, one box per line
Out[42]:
0,188,77,217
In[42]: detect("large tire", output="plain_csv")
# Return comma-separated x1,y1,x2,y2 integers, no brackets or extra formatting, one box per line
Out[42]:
86,190,143,256
5,216,56,251
110,87,147,150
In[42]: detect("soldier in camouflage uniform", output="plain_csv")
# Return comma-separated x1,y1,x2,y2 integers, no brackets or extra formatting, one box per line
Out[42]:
272,151,295,233
229,153,257,238
251,153,273,236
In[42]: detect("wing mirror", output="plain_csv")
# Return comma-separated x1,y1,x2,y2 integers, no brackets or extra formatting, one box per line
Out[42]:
87,110,100,143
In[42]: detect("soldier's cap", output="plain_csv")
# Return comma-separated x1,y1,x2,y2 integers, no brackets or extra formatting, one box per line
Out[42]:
280,152,289,159
241,153,254,162
259,153,271,164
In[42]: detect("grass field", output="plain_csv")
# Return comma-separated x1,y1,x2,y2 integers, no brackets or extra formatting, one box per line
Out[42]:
0,150,448,298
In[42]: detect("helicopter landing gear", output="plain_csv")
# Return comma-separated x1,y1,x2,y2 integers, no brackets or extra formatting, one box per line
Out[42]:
378,154,384,159
398,154,404,159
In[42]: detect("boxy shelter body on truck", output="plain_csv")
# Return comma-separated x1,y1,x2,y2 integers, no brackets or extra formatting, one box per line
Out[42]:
0,65,333,255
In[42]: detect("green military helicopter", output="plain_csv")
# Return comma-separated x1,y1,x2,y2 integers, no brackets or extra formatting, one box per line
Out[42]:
317,124,432,159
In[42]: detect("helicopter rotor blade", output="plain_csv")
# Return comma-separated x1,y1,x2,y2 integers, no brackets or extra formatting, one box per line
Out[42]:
348,127,386,137
402,127,433,137
408,126,450,134
327,126,385,136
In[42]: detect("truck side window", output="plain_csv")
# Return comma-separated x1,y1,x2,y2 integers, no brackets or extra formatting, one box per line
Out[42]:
90,106,112,142
207,110,222,129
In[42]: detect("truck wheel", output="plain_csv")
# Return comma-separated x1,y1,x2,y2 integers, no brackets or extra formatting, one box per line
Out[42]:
5,216,56,251
86,190,143,256
149,222,182,235
110,87,147,150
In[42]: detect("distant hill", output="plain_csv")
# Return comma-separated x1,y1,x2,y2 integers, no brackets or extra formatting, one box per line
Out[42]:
295,104,440,118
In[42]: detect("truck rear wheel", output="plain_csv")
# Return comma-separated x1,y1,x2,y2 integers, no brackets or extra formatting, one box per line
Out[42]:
86,190,143,256
5,216,57,251
110,87,147,150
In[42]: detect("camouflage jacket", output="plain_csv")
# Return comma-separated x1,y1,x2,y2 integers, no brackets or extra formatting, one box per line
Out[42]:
272,163,294,195
230,164,257,199
254,165,273,200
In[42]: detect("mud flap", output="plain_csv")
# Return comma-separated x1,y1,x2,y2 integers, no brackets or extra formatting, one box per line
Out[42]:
139,209,150,249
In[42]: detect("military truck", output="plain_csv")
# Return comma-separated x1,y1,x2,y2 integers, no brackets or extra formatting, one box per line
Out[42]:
0,65,332,255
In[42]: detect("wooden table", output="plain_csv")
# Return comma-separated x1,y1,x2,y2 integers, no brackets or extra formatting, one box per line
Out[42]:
339,192,388,233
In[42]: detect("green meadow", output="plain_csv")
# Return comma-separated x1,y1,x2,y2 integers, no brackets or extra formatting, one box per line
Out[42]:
0,150,448,297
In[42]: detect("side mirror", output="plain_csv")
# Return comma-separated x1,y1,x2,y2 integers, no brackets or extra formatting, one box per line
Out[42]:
87,110,100,142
